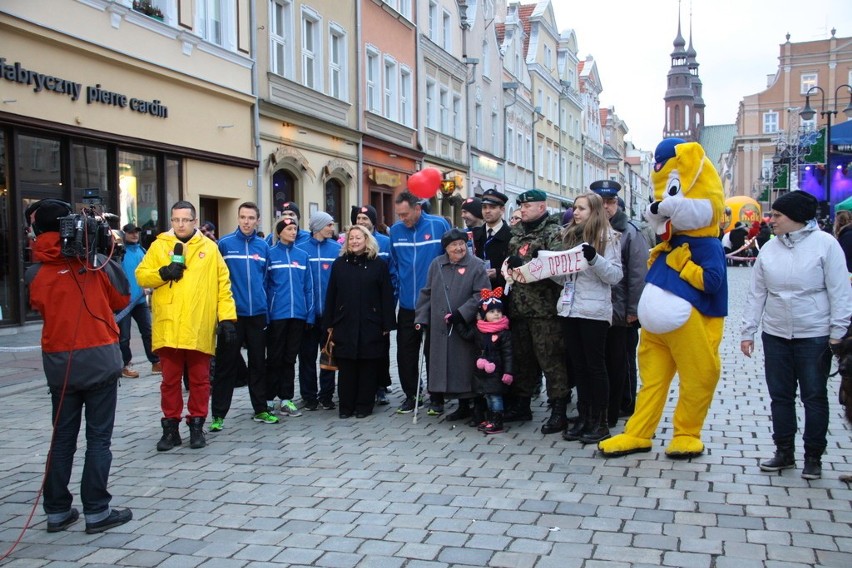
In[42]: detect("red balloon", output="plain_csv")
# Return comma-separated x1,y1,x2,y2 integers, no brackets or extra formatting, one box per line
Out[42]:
408,168,441,199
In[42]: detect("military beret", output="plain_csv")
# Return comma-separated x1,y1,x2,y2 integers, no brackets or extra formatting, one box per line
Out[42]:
589,180,622,198
516,189,547,204
481,188,509,206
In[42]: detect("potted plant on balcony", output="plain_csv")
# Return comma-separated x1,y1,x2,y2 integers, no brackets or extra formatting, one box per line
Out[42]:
132,0,164,21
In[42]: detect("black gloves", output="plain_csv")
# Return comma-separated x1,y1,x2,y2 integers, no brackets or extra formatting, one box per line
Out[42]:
445,310,464,326
218,321,237,346
830,342,843,358
582,244,596,262
159,262,186,282
506,255,523,269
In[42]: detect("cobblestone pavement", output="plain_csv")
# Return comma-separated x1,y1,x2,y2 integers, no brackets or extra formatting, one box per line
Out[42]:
0,267,850,567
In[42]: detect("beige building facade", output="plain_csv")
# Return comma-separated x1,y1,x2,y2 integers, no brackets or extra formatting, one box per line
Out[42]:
0,0,256,326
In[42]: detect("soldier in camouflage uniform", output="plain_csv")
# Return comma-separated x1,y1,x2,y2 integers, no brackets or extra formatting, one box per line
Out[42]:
504,190,571,433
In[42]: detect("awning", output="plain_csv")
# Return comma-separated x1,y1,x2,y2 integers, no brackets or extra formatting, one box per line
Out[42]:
832,120,852,146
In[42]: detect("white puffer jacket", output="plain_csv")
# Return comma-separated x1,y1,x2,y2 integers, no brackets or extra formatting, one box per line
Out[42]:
555,228,623,323
741,221,852,341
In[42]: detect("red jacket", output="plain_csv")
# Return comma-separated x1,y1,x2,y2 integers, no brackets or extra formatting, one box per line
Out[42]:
27,233,130,391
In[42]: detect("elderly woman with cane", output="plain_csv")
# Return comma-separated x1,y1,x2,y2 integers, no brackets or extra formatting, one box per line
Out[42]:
415,228,490,419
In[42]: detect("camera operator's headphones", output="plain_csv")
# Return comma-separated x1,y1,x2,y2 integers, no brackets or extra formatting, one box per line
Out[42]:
25,199,73,235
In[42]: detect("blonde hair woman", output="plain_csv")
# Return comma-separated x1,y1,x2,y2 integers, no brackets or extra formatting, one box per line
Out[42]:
322,225,396,418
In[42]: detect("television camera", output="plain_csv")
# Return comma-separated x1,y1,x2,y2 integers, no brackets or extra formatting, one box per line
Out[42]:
57,188,118,265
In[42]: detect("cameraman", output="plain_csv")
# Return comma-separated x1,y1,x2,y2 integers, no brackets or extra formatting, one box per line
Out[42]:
25,199,133,534
136,201,237,451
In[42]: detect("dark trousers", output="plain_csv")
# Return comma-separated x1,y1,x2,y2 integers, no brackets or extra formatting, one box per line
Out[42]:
762,332,831,450
605,325,629,419
299,325,336,403
44,378,117,523
212,314,268,416
118,301,158,365
622,325,640,412
510,317,569,399
266,319,304,400
396,308,429,399
562,317,610,408
337,357,380,416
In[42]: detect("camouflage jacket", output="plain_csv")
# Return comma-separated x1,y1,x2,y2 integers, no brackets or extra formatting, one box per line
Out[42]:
508,213,564,319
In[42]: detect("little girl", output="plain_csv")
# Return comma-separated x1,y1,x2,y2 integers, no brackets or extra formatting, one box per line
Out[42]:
471,288,513,434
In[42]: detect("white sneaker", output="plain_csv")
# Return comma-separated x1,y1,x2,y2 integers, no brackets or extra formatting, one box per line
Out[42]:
280,399,302,417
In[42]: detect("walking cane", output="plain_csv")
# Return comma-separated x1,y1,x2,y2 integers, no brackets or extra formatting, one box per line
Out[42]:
413,333,425,425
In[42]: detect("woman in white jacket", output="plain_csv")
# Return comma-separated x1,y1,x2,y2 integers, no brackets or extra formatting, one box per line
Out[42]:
557,192,623,444
741,191,852,480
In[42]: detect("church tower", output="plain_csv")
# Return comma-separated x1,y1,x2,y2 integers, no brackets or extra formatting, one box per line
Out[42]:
663,2,702,142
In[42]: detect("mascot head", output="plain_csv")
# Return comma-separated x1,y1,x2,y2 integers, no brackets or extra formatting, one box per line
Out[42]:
646,139,725,241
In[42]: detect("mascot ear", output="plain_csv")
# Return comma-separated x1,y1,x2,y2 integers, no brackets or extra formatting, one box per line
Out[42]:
674,142,707,194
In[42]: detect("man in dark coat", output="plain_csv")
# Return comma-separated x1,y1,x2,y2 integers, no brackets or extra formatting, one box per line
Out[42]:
589,181,649,424
474,188,512,291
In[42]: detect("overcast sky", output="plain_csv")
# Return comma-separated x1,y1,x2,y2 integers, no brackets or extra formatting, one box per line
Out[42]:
551,0,852,152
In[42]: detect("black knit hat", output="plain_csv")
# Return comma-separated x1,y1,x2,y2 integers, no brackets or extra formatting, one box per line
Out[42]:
441,228,468,250
26,199,72,235
771,191,818,223
479,297,504,318
279,201,301,220
461,197,483,219
351,204,378,227
275,217,298,235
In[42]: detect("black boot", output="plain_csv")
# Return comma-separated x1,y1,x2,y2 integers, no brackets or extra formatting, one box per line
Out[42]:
468,397,488,428
156,418,182,452
759,439,795,472
802,445,824,480
446,399,472,421
188,417,206,449
504,396,532,422
541,397,568,434
578,407,611,444
483,412,504,434
562,403,587,441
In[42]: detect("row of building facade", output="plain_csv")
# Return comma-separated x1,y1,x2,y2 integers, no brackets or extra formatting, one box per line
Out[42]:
0,0,655,327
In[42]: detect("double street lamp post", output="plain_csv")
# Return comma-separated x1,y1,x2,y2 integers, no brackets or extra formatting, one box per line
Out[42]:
800,84,852,216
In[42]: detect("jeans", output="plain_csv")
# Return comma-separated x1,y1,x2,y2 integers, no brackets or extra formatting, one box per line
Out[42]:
762,332,831,450
44,378,117,524
485,394,504,413
299,325,336,403
118,301,159,365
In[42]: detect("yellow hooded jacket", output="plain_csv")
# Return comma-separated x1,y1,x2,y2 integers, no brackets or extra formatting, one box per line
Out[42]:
136,229,237,356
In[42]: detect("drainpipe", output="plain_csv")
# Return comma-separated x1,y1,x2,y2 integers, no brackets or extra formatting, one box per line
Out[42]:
356,1,364,208
502,83,518,198
249,0,262,218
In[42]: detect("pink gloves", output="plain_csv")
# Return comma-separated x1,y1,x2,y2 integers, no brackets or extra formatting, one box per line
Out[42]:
476,358,496,374
501,373,513,385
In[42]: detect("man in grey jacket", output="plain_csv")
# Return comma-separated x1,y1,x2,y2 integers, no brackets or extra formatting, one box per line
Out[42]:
589,180,649,426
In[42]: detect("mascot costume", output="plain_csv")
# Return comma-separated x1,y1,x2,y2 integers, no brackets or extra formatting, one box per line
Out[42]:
598,138,727,458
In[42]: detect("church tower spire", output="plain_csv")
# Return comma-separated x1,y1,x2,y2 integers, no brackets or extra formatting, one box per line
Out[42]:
663,0,701,142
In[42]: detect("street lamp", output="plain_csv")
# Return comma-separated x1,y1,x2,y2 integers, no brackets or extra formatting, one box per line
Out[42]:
799,84,852,217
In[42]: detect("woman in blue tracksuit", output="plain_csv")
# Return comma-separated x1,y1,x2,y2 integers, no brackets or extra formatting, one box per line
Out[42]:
266,218,315,414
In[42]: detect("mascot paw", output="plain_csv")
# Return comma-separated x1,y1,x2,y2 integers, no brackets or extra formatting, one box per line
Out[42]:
597,434,653,457
665,436,704,459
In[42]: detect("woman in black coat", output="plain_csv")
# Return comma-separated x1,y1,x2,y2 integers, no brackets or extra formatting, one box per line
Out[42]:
323,225,396,418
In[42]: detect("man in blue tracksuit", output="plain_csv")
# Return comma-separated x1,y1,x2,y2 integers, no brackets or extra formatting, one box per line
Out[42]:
297,211,342,410
266,217,315,417
118,224,160,378
389,191,450,413
211,202,276,428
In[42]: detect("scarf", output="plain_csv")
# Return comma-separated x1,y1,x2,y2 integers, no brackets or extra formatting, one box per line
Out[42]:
477,316,509,333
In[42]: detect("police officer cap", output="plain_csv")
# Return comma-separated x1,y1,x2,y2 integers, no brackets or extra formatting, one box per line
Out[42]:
516,189,547,204
481,188,509,206
589,180,622,198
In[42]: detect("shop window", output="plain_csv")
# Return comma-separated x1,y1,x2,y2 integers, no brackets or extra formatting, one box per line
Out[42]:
71,143,109,213
0,130,10,323
119,150,159,231
325,178,343,229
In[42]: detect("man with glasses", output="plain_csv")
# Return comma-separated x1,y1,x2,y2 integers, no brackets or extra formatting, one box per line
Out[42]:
137,201,237,451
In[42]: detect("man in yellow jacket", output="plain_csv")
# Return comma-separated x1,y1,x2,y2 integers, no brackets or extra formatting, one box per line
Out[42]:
137,200,237,451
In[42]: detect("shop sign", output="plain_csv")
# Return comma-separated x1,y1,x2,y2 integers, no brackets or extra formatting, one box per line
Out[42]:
369,168,402,187
0,57,168,119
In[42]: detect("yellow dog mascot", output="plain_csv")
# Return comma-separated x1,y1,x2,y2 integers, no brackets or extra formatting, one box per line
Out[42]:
598,138,727,458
